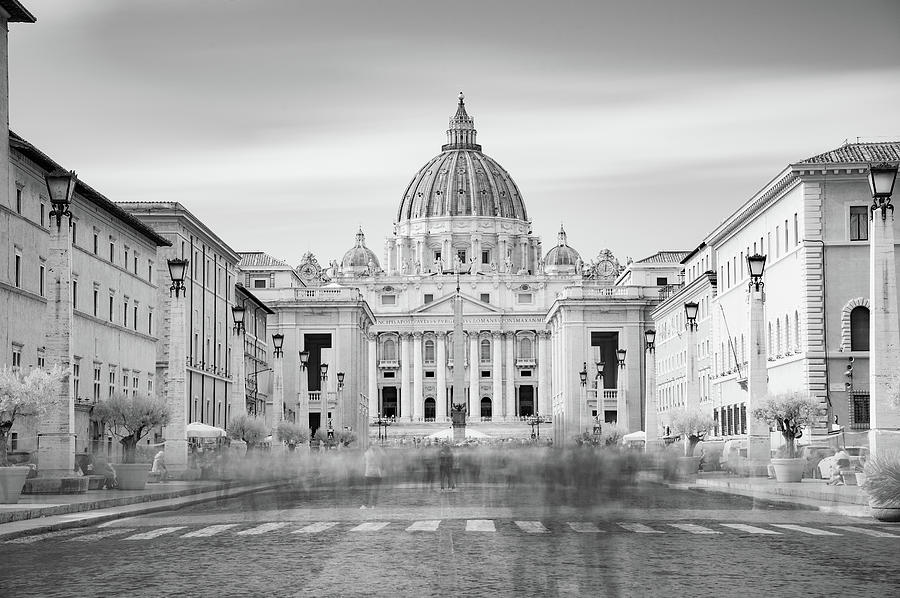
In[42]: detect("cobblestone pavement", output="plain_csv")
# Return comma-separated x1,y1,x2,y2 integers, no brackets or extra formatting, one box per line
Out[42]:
2,484,897,597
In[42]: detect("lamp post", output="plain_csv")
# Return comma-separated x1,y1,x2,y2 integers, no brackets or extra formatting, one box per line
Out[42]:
579,362,588,436
271,333,285,444
162,257,190,472
337,371,345,439
229,303,248,419
645,329,659,441
684,302,700,412
746,253,771,471
297,349,310,446
595,361,605,428
616,349,627,431
374,413,391,444
38,169,79,474
868,162,900,457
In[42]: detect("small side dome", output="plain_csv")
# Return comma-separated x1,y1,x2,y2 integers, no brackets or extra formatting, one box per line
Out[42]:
341,228,381,274
544,224,582,275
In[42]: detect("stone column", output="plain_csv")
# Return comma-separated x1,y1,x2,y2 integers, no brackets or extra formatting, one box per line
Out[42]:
412,332,424,421
645,345,659,441
271,351,284,451
537,331,551,416
491,332,503,419
747,284,771,468
436,332,448,421
469,333,479,415
163,286,188,472
38,216,75,474
869,206,900,456
395,236,404,273
367,333,378,417
442,237,451,270
400,333,412,421
505,332,516,417
230,329,247,419
520,238,528,272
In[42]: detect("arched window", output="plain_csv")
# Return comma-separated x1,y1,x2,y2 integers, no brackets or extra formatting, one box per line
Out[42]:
382,338,397,361
424,339,435,363
519,337,533,359
776,320,782,355
784,314,791,353
768,323,773,355
794,310,801,352
850,306,870,351
480,339,491,363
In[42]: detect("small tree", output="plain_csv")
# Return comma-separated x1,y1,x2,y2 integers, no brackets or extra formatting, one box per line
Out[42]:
227,414,267,452
0,365,65,466
94,393,170,463
275,420,309,448
670,408,715,457
338,429,356,447
752,392,825,458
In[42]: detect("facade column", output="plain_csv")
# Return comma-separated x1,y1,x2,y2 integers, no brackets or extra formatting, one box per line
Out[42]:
38,215,75,474
436,332,448,421
537,330,551,416
230,328,247,419
400,332,412,421
645,343,659,441
469,333,479,416
471,236,479,273
442,237,451,271
164,281,188,472
505,332,516,418
367,333,378,417
869,206,900,456
520,237,528,273
491,332,503,419
413,332,424,421
747,283,771,467
395,236,404,273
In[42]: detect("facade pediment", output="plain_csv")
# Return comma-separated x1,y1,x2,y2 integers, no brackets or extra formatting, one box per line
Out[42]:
410,292,503,315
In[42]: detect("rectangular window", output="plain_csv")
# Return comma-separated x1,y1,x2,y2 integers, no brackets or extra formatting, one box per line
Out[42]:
109,369,116,398
521,370,532,377
37,350,45,368
132,375,139,396
134,254,138,274
148,260,153,281
11,346,22,371
655,277,667,286
383,371,395,379
72,280,78,310
481,370,491,378
423,293,434,304
481,250,490,264
15,188,22,213
40,204,45,227
93,289,99,317
14,255,21,288
148,311,153,335
124,248,129,269
775,225,780,257
109,241,115,263
109,296,114,322
784,219,789,250
253,278,267,289
517,293,533,304
456,250,466,263
39,264,45,297
381,294,396,305
123,300,128,327
850,206,868,241
133,305,138,330
71,221,77,246
434,251,441,262
10,432,18,451
480,293,490,303
93,365,101,402
72,360,80,399
93,233,99,254
122,370,129,394
794,213,800,246
424,371,435,378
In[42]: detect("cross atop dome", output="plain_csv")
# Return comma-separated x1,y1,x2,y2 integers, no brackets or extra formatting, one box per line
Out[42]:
443,91,481,151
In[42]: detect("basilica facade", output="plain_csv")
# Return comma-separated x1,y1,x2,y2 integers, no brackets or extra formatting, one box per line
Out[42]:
246,95,682,442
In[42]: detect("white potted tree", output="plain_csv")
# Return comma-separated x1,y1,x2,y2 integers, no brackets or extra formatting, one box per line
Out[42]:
670,407,715,476
94,393,170,490
0,365,64,503
752,392,824,482
275,420,309,451
226,414,267,455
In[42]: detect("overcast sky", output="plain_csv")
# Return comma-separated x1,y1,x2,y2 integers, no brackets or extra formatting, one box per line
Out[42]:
9,0,900,266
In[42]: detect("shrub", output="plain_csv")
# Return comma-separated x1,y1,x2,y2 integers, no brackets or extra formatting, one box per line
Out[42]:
861,452,900,505
670,408,715,456
226,414,267,450
0,365,65,466
752,392,825,458
94,393,171,463
275,420,309,446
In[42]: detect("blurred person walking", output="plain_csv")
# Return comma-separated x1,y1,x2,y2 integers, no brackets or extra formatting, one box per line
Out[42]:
362,445,382,508
439,443,455,490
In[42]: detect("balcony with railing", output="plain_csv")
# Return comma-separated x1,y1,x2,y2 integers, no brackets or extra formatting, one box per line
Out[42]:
378,359,399,369
516,357,536,368
587,388,620,411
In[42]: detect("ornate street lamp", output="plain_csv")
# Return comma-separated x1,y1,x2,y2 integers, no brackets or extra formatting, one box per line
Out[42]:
579,362,588,386
684,302,699,331
616,348,627,368
596,361,605,379
44,169,77,230
337,371,345,390
299,350,310,370
746,254,766,292
869,162,899,220
320,362,329,381
272,333,284,357
645,329,656,353
167,258,188,298
231,304,245,334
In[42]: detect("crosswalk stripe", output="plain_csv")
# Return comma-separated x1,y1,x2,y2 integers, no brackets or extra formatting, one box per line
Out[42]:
770,524,841,536
466,519,496,532
5,529,87,544
568,522,603,533
515,521,550,534
830,526,900,538
406,520,441,532
182,524,239,538
349,522,390,532
125,527,186,540
293,522,339,534
669,523,721,535
236,522,290,536
67,528,136,542
721,524,782,535
617,523,663,534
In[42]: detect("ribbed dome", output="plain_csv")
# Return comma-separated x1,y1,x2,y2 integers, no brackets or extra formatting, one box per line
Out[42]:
544,224,581,274
397,93,527,223
342,228,380,272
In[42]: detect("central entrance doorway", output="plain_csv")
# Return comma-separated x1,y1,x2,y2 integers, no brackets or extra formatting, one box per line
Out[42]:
381,386,398,418
480,397,492,420
424,397,436,421
517,385,534,417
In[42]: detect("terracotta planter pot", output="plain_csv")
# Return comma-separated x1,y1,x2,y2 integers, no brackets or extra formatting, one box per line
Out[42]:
771,458,804,483
869,499,900,523
114,463,150,490
0,466,30,503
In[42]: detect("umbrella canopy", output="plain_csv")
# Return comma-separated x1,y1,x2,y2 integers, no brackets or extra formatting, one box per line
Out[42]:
622,430,646,442
185,421,227,438
426,427,490,440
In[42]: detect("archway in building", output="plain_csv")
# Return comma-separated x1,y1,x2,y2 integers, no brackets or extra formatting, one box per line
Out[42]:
481,397,492,420
424,398,436,421
518,385,534,417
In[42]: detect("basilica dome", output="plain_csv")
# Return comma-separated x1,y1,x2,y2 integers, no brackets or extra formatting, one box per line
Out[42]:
396,93,528,223
544,224,581,274
342,228,380,273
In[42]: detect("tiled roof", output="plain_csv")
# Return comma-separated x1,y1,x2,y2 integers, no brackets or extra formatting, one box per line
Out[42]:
798,142,900,165
0,1,36,22
239,252,291,268
637,251,690,264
